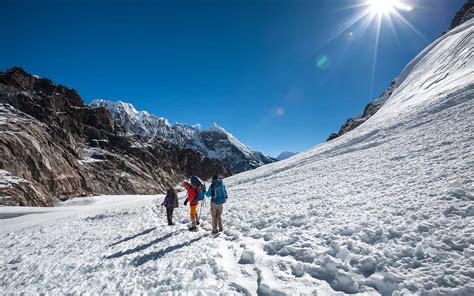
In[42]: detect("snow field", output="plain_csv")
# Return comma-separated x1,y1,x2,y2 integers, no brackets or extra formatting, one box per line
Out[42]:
1,198,227,294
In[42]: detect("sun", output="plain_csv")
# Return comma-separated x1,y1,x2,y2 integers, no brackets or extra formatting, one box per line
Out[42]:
313,0,421,97
368,0,414,15
368,0,396,15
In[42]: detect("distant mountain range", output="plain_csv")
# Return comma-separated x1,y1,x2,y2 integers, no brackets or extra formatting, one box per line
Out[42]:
276,151,298,161
90,99,276,173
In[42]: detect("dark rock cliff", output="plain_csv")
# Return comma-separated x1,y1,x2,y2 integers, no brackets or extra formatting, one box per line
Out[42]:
0,67,229,206
449,0,474,30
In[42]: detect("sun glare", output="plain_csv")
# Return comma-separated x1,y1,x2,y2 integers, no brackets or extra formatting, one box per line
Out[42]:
313,0,421,97
320,0,420,97
368,0,414,15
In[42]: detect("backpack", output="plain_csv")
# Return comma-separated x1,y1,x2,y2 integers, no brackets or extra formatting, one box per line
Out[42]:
211,179,228,204
190,175,206,201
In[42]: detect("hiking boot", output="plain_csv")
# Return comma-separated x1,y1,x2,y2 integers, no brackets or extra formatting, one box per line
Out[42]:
218,228,223,232
211,229,218,234
168,222,175,226
188,226,197,231
196,220,200,225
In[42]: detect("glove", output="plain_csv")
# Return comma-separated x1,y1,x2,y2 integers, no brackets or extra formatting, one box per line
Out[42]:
184,200,188,206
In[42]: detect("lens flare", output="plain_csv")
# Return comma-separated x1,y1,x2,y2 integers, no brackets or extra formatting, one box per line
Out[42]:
346,31,354,41
307,0,421,97
315,55,331,70
272,107,285,117
275,107,285,116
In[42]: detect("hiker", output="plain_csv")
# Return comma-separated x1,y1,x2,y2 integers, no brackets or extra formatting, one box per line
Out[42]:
161,188,178,226
205,175,228,233
189,176,206,226
183,181,199,231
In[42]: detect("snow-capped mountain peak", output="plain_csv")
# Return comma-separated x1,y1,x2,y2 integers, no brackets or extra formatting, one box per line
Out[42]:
90,99,173,139
90,100,275,173
116,100,139,115
210,122,225,133
209,122,254,158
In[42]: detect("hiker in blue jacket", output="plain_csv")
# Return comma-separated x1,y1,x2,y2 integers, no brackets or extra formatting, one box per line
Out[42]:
205,175,228,233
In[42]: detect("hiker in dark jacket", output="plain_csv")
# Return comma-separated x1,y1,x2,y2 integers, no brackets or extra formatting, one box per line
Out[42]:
162,188,178,225
204,175,228,233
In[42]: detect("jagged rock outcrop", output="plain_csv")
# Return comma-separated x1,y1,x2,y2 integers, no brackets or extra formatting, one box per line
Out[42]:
0,67,229,206
90,100,276,173
327,81,396,141
449,0,474,30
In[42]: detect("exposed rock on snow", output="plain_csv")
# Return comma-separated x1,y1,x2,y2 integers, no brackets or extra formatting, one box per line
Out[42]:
327,80,397,141
90,100,276,173
449,0,474,30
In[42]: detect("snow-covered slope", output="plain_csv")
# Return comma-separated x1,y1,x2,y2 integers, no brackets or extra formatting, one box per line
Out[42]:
328,0,474,142
90,100,275,173
1,17,473,296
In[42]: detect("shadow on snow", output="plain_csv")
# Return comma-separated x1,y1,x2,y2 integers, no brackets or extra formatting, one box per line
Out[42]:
108,227,157,247
105,229,185,259
132,235,207,266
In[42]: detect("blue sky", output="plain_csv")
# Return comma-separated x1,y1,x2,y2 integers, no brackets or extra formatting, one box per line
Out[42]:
1,0,466,157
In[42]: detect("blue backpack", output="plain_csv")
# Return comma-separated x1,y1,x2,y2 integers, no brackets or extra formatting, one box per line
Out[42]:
190,175,206,201
211,179,228,204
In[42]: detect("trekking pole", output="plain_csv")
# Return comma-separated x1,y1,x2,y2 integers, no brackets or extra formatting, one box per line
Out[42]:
198,200,205,224
178,195,186,225
176,196,183,224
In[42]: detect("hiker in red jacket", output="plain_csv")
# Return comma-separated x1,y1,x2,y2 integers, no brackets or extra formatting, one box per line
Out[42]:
183,181,199,231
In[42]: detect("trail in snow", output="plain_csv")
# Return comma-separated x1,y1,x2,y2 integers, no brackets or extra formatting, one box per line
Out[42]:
1,17,473,296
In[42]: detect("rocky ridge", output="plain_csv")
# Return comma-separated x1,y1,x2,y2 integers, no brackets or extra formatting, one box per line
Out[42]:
0,67,229,206
90,99,276,173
